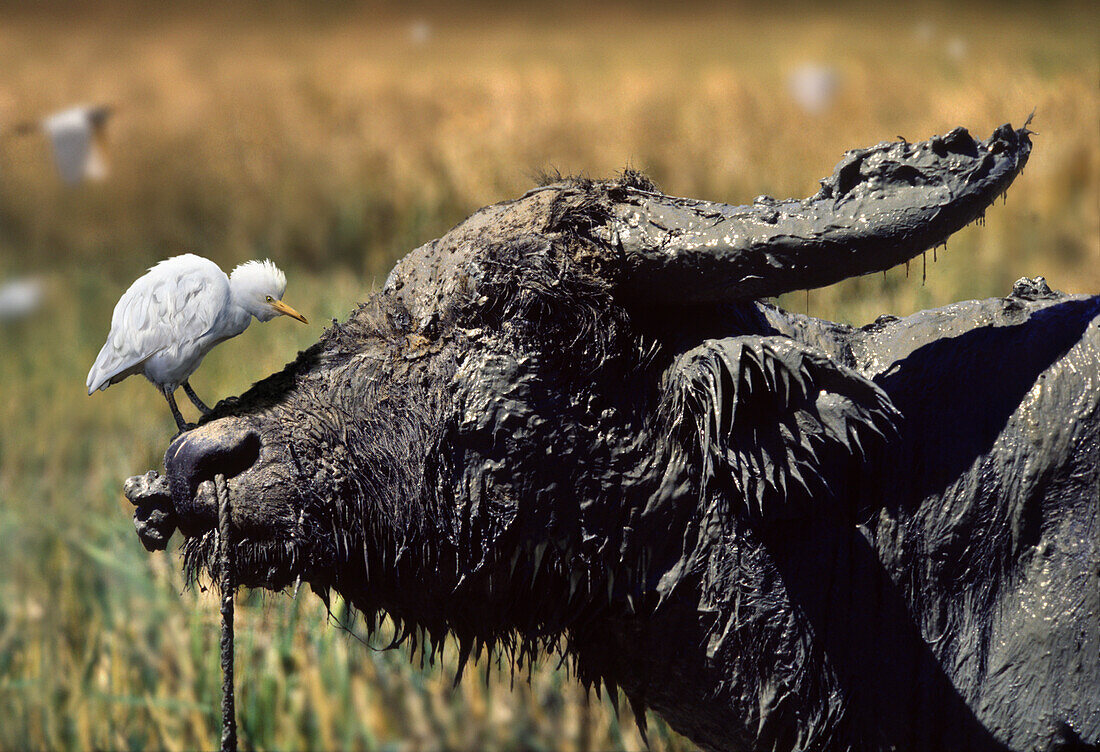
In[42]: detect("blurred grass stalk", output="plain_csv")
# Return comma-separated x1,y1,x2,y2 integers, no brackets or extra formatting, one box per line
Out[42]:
0,2,1096,750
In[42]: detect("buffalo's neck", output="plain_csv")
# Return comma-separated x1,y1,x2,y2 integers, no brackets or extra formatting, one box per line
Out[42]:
848,295,1100,705
575,300,1000,751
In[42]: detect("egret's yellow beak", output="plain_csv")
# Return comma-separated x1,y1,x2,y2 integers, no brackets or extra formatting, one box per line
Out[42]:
271,299,308,324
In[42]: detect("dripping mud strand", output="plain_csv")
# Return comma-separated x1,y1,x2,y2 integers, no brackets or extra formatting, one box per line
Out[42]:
216,474,237,752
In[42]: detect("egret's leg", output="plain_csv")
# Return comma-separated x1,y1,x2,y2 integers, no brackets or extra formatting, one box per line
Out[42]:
164,388,190,432
182,380,212,415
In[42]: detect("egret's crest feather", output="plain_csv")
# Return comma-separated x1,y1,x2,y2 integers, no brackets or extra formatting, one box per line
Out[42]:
230,259,287,300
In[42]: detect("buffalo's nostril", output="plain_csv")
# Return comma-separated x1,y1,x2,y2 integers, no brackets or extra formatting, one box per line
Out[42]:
165,418,260,531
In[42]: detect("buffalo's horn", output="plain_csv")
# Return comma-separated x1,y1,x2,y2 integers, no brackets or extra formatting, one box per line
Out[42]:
607,122,1032,303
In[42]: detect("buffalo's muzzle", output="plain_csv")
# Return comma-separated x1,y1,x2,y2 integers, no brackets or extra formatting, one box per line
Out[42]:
165,418,261,534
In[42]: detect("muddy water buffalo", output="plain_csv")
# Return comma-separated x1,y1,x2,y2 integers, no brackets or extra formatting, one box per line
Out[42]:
125,122,1100,752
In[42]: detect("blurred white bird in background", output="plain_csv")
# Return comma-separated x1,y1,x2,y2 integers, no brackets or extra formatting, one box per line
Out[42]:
15,104,113,185
0,277,44,322
408,19,432,45
787,63,840,115
946,36,969,62
87,255,308,431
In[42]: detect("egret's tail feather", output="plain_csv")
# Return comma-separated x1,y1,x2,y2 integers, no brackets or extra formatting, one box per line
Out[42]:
87,343,122,394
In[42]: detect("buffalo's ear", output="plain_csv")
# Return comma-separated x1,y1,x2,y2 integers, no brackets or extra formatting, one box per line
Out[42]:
658,336,899,520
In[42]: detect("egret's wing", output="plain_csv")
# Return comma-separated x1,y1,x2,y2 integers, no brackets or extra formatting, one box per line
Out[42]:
87,256,227,393
42,109,92,185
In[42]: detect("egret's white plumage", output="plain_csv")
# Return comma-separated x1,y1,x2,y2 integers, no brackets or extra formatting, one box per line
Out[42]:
787,64,839,115
33,105,113,185
0,277,44,322
87,254,307,429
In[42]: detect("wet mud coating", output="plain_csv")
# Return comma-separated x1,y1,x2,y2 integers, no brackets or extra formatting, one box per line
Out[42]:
124,122,1099,752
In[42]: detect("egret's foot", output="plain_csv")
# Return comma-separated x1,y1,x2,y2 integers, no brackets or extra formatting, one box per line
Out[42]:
170,418,196,435
182,380,212,415
165,390,191,431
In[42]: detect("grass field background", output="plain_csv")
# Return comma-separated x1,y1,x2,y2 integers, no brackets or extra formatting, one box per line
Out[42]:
0,3,1097,749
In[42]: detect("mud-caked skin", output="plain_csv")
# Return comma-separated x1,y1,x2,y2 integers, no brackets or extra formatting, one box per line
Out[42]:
125,123,1100,752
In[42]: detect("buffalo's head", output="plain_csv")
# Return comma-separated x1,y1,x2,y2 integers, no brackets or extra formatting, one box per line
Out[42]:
127,123,1031,664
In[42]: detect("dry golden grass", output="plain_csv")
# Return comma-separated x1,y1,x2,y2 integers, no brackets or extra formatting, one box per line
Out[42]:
1,4,1096,299
0,3,1096,750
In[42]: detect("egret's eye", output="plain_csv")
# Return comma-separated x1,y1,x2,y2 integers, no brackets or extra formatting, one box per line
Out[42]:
265,295,273,303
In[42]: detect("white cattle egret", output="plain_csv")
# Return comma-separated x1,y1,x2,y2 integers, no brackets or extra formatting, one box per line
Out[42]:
787,64,840,115
409,19,432,44
15,104,113,185
87,254,308,430
0,277,44,322
946,36,969,62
